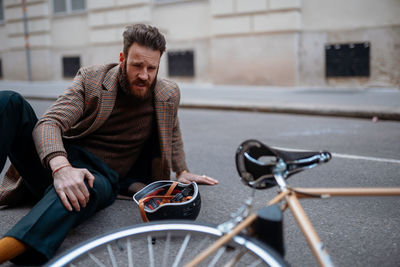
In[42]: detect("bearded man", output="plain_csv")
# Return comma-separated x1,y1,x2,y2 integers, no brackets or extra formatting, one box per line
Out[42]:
0,24,217,265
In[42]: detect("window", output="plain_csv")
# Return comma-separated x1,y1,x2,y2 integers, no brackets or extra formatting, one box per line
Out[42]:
63,56,81,78
0,0,4,22
325,42,370,77
168,50,195,77
53,0,86,14
71,0,85,11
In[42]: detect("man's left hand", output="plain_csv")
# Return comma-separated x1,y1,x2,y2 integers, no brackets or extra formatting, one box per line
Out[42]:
177,171,218,185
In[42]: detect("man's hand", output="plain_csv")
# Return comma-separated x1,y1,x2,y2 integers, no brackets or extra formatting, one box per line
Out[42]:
177,171,218,185
50,156,95,212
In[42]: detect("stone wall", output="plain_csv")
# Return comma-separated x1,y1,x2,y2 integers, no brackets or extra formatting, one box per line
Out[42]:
0,0,399,87
209,0,301,85
2,0,52,80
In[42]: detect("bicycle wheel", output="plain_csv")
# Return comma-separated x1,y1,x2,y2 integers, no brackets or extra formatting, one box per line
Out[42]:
47,220,288,267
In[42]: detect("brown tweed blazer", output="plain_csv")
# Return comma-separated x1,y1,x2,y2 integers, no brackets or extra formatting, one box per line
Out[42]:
0,64,187,205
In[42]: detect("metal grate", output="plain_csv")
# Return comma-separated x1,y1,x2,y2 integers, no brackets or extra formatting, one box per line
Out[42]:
325,42,370,77
53,0,85,14
62,56,81,78
167,50,194,77
53,0,67,13
71,0,85,11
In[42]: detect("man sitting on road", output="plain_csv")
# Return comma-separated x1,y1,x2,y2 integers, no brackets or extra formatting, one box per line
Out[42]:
0,23,218,265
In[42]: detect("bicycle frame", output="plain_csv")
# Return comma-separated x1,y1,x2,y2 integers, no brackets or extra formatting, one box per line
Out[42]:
46,140,399,267
185,186,400,267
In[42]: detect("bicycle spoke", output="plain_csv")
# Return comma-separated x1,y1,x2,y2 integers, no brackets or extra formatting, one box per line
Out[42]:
107,244,118,267
224,249,246,267
49,222,286,267
172,234,191,267
248,259,262,267
88,252,107,267
208,246,226,267
184,236,211,262
147,235,155,267
161,232,171,267
127,238,133,267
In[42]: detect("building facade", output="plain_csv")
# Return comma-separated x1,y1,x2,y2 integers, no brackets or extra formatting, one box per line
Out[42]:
0,0,399,87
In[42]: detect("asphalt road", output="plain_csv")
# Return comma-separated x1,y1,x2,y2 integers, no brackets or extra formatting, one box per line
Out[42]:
1,99,400,267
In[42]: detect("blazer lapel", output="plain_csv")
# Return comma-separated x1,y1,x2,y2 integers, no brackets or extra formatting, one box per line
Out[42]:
154,101,174,154
154,79,175,171
90,65,119,131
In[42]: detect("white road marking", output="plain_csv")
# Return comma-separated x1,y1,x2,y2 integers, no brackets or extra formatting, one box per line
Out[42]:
272,146,400,164
332,153,400,164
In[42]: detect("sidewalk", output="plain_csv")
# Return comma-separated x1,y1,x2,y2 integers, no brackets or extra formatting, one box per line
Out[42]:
1,80,399,121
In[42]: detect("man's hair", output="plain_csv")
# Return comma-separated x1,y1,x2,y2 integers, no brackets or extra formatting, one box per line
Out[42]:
123,24,166,57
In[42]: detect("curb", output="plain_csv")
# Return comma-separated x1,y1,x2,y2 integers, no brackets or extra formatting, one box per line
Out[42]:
16,93,400,122
180,103,400,121
22,96,400,121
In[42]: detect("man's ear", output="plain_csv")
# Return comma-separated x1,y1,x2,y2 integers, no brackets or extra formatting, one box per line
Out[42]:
119,52,124,67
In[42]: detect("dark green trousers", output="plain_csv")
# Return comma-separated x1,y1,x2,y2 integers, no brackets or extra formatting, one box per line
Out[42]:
0,91,119,265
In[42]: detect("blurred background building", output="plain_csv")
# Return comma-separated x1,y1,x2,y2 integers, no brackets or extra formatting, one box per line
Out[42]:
0,0,399,87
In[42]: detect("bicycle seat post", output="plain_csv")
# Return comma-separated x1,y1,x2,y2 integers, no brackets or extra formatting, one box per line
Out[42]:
273,159,288,190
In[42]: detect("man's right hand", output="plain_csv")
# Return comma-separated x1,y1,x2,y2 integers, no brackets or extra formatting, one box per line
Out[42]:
50,156,95,212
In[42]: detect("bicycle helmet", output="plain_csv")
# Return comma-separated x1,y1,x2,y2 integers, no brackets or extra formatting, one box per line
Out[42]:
133,180,201,222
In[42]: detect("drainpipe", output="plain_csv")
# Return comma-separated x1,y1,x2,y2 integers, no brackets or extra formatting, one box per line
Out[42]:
22,0,32,81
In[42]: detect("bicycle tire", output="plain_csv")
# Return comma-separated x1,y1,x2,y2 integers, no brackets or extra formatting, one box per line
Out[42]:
47,220,288,267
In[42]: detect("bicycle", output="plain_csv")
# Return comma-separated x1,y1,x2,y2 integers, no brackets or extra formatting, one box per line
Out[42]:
47,139,400,267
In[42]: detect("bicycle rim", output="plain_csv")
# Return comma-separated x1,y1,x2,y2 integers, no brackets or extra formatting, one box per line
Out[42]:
47,220,287,267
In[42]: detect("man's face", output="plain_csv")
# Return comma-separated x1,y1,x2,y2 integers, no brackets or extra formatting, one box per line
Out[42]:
120,42,161,99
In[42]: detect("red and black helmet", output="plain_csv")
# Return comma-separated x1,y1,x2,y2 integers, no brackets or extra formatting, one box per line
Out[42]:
133,181,201,222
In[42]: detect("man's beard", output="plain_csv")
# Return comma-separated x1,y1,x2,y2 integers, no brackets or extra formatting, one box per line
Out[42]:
119,61,157,101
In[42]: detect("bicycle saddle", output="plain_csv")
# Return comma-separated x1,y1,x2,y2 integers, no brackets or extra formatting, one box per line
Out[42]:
235,139,331,189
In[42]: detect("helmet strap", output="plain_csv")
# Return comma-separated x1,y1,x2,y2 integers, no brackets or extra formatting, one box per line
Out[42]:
138,182,179,222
